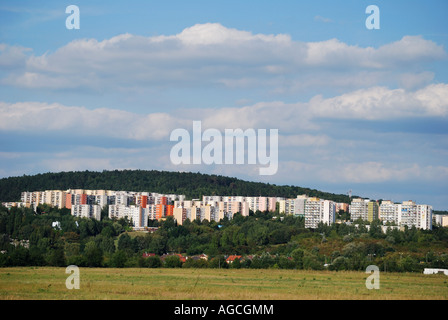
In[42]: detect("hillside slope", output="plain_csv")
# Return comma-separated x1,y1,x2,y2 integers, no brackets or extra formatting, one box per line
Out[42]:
0,170,351,203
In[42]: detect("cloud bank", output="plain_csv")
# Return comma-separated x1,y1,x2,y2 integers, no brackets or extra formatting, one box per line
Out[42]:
1,23,445,94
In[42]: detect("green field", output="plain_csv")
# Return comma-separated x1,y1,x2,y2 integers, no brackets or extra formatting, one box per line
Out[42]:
1,267,447,300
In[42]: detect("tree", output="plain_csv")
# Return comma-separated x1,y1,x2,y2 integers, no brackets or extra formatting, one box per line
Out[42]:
99,236,116,254
229,257,241,269
146,255,162,268
183,258,209,268
117,233,134,252
291,248,304,269
9,246,30,266
110,250,127,268
47,247,66,267
330,256,349,271
84,241,103,267
164,255,182,268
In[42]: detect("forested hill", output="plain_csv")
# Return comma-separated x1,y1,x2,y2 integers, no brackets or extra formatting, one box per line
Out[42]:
0,170,351,203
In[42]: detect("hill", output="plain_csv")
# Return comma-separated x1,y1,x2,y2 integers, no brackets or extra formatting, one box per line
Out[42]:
0,169,351,203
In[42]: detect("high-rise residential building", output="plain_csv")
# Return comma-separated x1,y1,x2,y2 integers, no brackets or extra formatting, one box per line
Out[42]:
203,195,222,204
335,203,349,213
154,204,174,220
379,200,398,225
304,197,335,229
278,195,307,216
434,214,448,227
202,205,218,222
295,195,307,217
92,194,108,208
144,205,157,220
114,192,129,206
398,200,417,228
21,190,67,209
71,204,101,220
349,198,370,221
379,200,432,230
45,190,66,208
417,204,432,230
304,197,321,229
65,193,73,209
108,204,147,228
173,207,187,225
367,201,379,222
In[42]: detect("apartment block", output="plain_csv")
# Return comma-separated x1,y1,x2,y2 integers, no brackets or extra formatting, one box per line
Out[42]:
335,203,349,213
380,200,432,230
434,214,448,227
379,200,399,224
349,198,369,221
144,205,157,220
154,204,174,220
304,197,335,229
21,190,66,209
108,204,147,228
279,195,307,217
173,207,187,225
367,201,379,222
417,204,432,230
15,189,435,231
71,204,101,220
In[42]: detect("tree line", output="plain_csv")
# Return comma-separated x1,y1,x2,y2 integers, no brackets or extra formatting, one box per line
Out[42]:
1,204,447,272
0,169,351,203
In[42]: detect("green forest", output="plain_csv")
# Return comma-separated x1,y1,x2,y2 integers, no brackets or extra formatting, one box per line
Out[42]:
1,204,447,272
0,169,351,203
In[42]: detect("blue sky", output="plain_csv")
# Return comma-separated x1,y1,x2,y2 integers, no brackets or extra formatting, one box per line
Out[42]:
1,0,448,209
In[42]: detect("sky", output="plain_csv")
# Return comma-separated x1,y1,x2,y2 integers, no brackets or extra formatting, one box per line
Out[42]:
0,0,447,209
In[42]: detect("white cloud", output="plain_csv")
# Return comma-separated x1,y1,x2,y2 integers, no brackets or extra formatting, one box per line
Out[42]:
175,23,291,46
0,44,30,70
1,84,446,142
0,101,186,141
280,134,330,147
1,24,445,93
309,84,448,120
314,16,333,23
318,162,448,184
375,35,447,66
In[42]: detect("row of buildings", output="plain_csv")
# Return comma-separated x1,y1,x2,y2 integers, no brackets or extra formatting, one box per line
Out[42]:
349,198,433,230
1,189,440,231
18,189,184,209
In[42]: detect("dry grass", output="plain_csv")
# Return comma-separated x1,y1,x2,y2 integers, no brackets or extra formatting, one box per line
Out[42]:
0,267,447,300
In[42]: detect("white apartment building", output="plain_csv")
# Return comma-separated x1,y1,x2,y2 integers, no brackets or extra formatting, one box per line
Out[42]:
109,204,147,228
279,195,307,217
379,200,399,224
21,190,66,209
304,197,336,229
399,200,418,228
434,214,448,227
114,192,129,206
173,207,187,225
91,194,108,208
202,196,222,203
349,198,370,221
380,200,432,230
417,204,432,230
71,204,101,220
144,205,157,221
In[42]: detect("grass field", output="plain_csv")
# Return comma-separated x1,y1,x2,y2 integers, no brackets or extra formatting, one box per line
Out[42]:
0,267,447,300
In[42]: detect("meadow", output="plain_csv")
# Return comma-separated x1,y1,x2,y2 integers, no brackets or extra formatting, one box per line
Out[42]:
1,267,447,300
